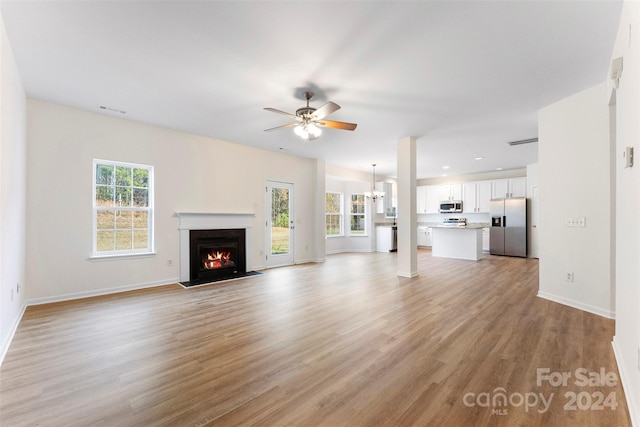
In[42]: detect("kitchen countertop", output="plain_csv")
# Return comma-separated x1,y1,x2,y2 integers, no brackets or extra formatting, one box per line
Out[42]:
419,222,490,229
430,224,486,229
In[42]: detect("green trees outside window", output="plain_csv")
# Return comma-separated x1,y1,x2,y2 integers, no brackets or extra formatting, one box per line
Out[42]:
94,160,153,255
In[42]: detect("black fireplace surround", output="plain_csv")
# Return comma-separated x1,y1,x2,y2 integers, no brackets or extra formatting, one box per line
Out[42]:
186,228,246,286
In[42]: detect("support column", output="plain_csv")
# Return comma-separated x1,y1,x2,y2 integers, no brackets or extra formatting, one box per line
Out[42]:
397,136,418,277
313,159,327,263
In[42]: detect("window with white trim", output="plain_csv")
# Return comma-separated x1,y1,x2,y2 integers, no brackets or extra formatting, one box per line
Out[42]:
93,160,154,256
325,192,343,237
349,193,367,235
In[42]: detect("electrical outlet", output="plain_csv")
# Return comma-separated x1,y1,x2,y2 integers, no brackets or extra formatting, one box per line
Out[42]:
566,217,587,227
167,259,173,267
566,272,574,282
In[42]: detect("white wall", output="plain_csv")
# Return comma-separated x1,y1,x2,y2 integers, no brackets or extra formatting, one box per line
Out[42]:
0,13,27,363
610,2,640,425
26,100,323,302
538,82,612,318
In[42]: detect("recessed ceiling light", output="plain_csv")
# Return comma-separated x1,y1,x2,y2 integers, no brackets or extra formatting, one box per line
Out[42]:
442,174,448,177
474,156,484,160
496,167,504,171
442,165,450,170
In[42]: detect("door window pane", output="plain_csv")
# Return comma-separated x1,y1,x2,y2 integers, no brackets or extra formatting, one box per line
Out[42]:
271,188,290,254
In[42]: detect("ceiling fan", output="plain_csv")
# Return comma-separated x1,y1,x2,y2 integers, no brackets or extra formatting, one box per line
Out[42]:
264,91,357,141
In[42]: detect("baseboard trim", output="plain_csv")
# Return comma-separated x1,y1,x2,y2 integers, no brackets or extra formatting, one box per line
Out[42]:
612,337,639,427
26,277,180,307
537,291,615,319
326,249,374,255
295,257,326,265
397,271,419,278
0,303,27,366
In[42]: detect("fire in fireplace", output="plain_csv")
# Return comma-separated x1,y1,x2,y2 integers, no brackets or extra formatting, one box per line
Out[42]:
188,228,246,284
202,250,236,270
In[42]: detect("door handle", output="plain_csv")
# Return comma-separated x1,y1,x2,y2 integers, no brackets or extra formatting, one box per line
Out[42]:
503,216,506,227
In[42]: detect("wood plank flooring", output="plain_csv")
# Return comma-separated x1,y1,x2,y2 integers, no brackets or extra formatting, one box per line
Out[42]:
0,250,631,426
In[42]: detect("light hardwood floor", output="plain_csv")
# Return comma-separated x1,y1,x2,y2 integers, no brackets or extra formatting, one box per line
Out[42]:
0,250,631,426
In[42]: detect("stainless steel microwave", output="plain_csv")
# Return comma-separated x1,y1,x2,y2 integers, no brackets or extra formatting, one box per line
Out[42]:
439,201,463,213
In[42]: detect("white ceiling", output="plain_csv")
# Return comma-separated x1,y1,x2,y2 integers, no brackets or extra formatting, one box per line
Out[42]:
0,0,622,179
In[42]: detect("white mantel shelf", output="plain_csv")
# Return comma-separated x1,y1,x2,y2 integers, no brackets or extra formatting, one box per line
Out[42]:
176,212,256,282
175,212,255,230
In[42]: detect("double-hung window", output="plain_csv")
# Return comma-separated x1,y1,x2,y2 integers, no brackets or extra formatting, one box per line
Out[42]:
349,193,366,235
325,192,343,237
93,159,154,256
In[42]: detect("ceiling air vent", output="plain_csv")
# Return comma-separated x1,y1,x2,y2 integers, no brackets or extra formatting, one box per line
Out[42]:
98,105,126,114
507,137,538,146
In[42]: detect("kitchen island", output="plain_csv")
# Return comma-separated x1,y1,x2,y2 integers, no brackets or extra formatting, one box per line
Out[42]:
431,224,484,261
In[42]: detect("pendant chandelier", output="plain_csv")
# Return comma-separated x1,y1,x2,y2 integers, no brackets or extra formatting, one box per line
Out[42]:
364,164,385,201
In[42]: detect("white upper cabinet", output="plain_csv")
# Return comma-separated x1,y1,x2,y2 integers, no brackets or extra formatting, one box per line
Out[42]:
462,183,476,213
437,184,462,201
477,181,492,212
491,177,526,199
375,182,393,214
416,186,428,214
462,181,492,213
418,177,525,215
426,186,441,213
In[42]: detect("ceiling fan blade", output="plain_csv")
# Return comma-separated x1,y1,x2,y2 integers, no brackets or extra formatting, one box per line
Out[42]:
264,107,301,121
317,120,357,131
312,101,340,120
264,123,297,132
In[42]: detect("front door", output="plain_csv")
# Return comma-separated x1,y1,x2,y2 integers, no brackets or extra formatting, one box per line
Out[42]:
265,181,294,268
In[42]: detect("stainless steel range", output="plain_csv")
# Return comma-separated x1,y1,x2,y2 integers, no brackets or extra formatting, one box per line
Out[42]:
442,217,467,227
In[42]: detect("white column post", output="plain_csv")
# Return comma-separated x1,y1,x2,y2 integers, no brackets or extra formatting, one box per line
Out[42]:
397,136,418,277
313,159,327,262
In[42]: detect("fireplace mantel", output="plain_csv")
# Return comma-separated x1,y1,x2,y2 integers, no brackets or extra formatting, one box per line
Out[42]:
176,212,255,282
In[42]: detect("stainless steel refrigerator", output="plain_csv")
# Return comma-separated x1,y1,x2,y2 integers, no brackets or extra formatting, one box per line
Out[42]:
490,197,527,257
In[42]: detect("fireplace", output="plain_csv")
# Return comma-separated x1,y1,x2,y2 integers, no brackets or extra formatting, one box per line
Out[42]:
189,229,246,284
176,212,255,286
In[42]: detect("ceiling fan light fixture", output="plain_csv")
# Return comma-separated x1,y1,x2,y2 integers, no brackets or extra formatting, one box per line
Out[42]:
294,124,306,138
294,121,322,140
264,90,357,138
307,123,322,138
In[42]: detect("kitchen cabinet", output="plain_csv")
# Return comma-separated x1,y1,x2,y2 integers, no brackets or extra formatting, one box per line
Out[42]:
431,226,483,261
482,228,490,252
417,226,432,247
426,186,441,213
375,182,393,214
462,181,492,213
492,177,526,199
416,186,428,214
437,184,462,201
415,185,440,214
